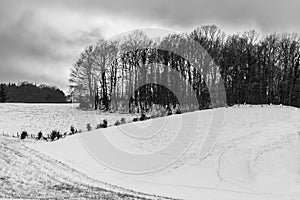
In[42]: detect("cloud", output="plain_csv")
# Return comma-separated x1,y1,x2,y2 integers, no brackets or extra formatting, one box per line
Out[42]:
44,0,300,33
0,0,300,92
0,4,104,91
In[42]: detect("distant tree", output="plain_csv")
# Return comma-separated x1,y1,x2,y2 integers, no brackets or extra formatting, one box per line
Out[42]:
0,82,67,103
0,84,7,103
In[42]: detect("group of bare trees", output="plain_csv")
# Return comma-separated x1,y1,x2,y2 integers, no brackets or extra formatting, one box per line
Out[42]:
69,25,300,112
219,31,300,107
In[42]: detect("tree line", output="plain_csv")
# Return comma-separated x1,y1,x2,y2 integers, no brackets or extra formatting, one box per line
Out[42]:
0,82,67,103
69,25,300,112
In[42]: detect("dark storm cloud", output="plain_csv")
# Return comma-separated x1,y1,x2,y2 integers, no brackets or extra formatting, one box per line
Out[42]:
0,0,300,91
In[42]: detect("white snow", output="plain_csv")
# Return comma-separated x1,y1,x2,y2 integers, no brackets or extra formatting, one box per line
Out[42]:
27,105,300,200
0,103,135,135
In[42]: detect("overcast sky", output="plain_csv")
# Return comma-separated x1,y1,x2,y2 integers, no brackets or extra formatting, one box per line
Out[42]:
1,0,300,92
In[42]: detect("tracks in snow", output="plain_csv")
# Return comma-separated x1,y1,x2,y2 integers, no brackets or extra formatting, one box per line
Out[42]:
0,136,176,200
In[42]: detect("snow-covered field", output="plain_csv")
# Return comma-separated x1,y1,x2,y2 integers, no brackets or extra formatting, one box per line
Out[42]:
0,103,135,136
0,136,173,199
26,105,300,200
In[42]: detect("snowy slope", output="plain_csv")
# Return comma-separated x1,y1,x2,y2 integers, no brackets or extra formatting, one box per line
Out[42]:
0,136,174,199
28,105,300,200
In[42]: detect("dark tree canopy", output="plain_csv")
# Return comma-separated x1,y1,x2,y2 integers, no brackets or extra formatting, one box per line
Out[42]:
0,82,67,103
0,84,7,103
129,83,180,112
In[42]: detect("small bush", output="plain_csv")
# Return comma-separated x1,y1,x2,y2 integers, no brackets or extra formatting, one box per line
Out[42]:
37,131,43,140
57,132,62,139
140,113,149,121
20,131,28,140
70,126,77,135
103,120,108,127
86,123,92,131
96,120,108,128
120,117,126,124
50,130,60,141
132,117,139,122
114,120,121,126
175,108,181,114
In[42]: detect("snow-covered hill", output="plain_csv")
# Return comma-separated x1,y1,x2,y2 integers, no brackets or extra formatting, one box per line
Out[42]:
28,105,300,200
0,136,170,199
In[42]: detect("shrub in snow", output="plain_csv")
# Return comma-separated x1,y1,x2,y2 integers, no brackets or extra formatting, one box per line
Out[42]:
96,120,108,128
37,131,43,140
86,123,92,131
120,117,126,124
20,131,28,140
114,120,121,126
70,126,77,135
175,108,181,114
132,117,139,122
57,132,62,139
50,130,60,141
102,120,108,128
140,113,147,121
